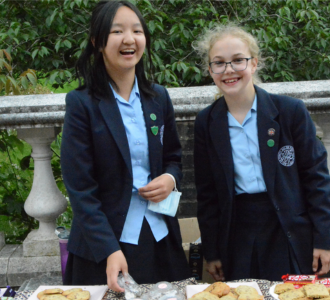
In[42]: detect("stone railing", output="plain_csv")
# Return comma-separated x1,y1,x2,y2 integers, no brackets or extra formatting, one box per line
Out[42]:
1,80,330,286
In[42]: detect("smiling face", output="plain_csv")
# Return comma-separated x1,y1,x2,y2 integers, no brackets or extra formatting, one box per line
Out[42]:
208,35,258,101
102,6,146,79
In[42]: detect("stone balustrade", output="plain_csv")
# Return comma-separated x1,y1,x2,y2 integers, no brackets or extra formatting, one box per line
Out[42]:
0,80,330,286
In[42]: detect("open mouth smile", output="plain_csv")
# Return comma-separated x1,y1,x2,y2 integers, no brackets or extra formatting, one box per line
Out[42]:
120,49,136,55
223,78,240,84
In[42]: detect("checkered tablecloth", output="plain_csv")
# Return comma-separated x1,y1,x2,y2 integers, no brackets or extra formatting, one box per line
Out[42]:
14,278,280,300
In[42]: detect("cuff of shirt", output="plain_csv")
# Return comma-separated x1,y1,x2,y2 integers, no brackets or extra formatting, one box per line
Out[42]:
163,173,177,191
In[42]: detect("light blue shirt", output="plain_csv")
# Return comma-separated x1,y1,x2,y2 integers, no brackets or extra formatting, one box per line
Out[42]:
227,95,267,195
109,78,168,245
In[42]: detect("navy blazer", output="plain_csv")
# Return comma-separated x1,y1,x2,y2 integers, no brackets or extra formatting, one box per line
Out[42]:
61,84,183,263
194,85,330,276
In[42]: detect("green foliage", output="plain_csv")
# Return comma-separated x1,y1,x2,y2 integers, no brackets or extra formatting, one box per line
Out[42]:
0,49,37,95
0,129,36,243
0,0,329,88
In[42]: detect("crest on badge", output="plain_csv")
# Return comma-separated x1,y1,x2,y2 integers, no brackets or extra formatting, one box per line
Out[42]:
278,145,295,167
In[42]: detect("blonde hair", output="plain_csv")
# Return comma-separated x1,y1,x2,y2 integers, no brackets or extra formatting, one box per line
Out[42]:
193,23,264,97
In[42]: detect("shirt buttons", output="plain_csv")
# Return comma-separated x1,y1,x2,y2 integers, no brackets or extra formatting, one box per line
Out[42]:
140,200,145,204
287,231,291,238
135,140,140,145
131,118,136,123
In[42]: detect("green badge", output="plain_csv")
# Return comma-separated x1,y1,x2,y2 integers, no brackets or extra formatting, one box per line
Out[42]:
151,126,158,135
267,139,275,147
150,113,157,121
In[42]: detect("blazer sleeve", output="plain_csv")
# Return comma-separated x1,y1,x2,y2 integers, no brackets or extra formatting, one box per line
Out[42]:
292,100,330,250
61,90,121,263
160,87,183,189
194,110,221,261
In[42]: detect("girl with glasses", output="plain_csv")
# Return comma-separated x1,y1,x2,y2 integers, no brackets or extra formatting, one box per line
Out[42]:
60,0,190,291
193,24,330,281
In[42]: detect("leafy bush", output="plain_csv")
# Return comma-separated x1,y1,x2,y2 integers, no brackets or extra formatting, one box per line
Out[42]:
0,0,329,88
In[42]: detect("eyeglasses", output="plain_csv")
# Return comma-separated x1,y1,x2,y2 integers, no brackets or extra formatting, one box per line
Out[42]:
209,57,254,74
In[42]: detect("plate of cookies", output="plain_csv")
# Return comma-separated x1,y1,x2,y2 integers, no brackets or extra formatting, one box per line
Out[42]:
269,283,330,300
29,286,108,300
186,281,263,299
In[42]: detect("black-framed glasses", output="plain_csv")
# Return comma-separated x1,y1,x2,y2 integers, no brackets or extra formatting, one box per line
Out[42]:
209,57,254,74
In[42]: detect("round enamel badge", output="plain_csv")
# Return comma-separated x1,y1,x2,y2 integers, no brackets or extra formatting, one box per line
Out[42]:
278,145,295,167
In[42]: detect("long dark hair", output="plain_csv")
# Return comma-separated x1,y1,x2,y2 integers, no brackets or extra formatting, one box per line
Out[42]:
76,0,156,98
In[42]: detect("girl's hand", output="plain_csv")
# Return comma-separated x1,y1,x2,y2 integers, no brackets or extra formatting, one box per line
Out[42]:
206,260,225,281
313,248,330,275
106,250,128,292
138,174,175,203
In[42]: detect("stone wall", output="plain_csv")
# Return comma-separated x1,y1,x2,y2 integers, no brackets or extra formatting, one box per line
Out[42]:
177,120,196,218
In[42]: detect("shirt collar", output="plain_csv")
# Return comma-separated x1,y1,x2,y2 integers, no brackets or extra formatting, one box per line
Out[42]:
251,94,257,112
227,93,258,127
109,76,140,104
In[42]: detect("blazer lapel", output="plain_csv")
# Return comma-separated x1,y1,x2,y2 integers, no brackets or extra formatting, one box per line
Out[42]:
209,98,235,200
97,92,132,177
140,92,161,180
255,86,279,198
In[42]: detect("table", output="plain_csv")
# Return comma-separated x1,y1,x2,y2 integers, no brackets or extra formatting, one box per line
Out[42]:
13,278,280,300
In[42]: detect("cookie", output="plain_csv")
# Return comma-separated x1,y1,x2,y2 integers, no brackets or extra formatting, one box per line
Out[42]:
230,288,239,298
44,289,64,295
279,289,305,300
41,295,67,300
66,291,90,300
204,282,231,297
235,286,259,296
238,294,264,300
303,284,329,298
37,291,46,299
62,289,83,296
275,284,295,295
190,291,221,300
221,292,240,300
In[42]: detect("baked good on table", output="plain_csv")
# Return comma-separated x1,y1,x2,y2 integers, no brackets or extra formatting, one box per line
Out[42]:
41,295,68,300
188,282,263,300
303,284,329,298
37,291,46,299
44,289,64,295
221,292,239,300
278,288,305,300
66,291,90,300
191,291,221,300
235,285,260,296
275,284,295,294
204,282,231,297
36,288,90,300
62,289,83,296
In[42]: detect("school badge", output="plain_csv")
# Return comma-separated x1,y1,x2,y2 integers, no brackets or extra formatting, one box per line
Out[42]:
278,145,295,167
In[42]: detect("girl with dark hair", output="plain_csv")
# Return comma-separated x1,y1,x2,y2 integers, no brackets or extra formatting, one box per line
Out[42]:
61,0,190,291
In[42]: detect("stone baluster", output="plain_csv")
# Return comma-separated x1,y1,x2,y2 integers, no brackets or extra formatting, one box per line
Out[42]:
17,127,67,257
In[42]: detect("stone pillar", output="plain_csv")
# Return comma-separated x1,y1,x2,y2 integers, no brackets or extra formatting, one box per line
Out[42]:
313,114,330,171
17,127,67,257
0,232,4,251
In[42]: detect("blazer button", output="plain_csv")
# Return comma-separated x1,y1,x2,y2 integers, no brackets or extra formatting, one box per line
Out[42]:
287,231,291,238
275,205,280,211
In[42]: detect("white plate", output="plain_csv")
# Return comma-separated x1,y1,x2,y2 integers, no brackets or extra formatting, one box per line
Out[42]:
269,284,279,300
28,286,108,300
186,281,262,299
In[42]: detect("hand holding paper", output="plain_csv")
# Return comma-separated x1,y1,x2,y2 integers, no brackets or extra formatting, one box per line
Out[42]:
138,174,175,203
